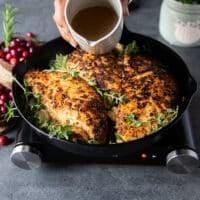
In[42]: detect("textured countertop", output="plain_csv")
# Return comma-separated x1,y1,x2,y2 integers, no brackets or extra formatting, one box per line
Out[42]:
0,1,200,200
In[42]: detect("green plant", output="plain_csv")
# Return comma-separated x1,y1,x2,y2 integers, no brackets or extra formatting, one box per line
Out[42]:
2,4,17,47
177,0,200,4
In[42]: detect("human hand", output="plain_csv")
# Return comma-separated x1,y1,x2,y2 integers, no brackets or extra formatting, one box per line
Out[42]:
53,0,129,47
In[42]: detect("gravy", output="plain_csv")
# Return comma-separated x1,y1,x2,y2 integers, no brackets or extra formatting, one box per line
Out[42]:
71,6,118,41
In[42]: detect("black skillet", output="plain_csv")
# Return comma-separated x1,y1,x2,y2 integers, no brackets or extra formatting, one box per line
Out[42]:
12,28,197,157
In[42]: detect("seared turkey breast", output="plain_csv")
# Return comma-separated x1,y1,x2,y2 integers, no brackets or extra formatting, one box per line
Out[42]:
114,54,178,142
24,70,109,144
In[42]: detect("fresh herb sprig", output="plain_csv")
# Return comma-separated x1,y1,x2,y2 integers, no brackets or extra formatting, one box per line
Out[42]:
49,54,68,70
115,132,125,143
34,115,72,140
2,4,18,47
88,138,99,144
47,54,79,78
87,79,127,106
124,40,139,55
126,112,143,127
3,101,18,122
96,88,127,106
152,107,178,131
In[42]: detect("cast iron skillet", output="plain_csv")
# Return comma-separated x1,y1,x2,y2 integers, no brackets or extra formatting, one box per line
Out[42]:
12,28,197,157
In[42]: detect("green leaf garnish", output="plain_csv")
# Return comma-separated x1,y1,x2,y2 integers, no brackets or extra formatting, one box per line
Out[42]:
177,0,200,4
95,88,127,106
88,139,99,144
126,112,143,127
87,79,97,87
3,101,18,122
34,113,72,140
47,54,79,78
49,54,68,70
115,133,125,142
124,40,139,55
2,4,17,47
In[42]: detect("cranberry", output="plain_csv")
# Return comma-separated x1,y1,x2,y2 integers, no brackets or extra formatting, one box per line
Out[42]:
8,91,13,100
17,47,23,52
15,37,22,43
26,32,34,38
3,47,10,53
20,40,26,47
19,57,24,62
10,57,18,65
10,49,17,56
9,40,17,48
0,105,7,113
0,94,7,101
0,99,4,105
5,53,12,61
22,50,28,58
0,136,8,145
29,47,34,53
0,49,4,58
26,41,34,48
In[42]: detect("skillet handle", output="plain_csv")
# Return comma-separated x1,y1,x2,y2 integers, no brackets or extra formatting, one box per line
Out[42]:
10,120,43,170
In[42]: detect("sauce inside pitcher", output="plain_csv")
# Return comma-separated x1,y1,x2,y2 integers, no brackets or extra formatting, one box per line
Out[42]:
71,6,118,41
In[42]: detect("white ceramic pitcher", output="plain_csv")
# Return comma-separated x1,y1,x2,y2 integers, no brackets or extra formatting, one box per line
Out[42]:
64,0,123,54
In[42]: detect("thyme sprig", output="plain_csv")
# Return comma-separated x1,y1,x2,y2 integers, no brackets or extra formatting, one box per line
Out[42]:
46,54,79,78
34,115,72,140
87,79,127,106
3,101,18,122
2,4,18,47
115,132,125,143
88,138,99,144
126,112,143,127
49,54,68,70
124,40,139,55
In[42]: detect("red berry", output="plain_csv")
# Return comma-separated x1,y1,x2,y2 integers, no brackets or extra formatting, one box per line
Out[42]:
0,136,8,145
17,47,23,52
15,37,22,43
0,49,4,58
0,94,7,101
19,57,24,62
10,57,18,65
8,91,13,100
29,47,34,53
9,40,17,48
0,105,7,113
5,53,12,61
0,99,4,105
10,49,17,56
26,32,34,38
3,47,10,53
22,50,28,58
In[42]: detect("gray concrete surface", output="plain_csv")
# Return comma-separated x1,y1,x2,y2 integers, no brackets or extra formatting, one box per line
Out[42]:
0,1,200,200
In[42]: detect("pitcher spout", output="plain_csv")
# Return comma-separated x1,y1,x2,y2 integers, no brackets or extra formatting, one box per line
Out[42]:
86,40,99,47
